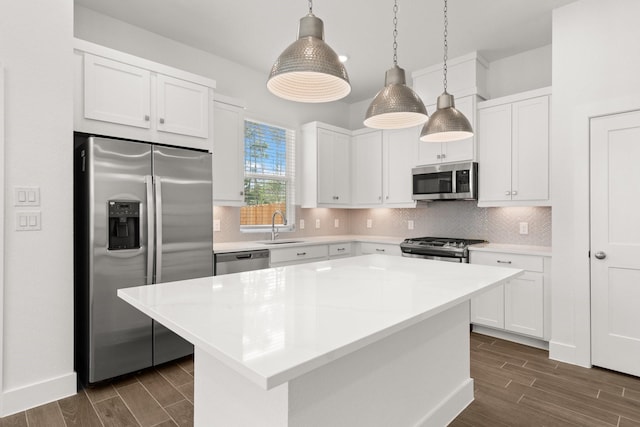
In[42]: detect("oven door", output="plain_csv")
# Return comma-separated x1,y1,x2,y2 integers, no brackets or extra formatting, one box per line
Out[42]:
401,252,466,263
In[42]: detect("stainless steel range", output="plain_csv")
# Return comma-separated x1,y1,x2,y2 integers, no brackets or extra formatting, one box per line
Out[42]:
400,237,486,263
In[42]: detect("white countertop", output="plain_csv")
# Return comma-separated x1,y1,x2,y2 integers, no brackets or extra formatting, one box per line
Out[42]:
118,255,522,390
213,234,404,253
469,243,552,257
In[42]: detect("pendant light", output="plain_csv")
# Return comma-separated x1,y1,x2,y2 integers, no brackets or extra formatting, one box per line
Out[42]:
364,0,428,129
420,0,473,142
267,0,351,103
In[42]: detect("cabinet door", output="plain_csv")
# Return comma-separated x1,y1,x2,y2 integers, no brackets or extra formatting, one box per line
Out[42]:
470,285,505,328
156,74,209,138
358,242,401,256
511,96,549,202
352,131,383,205
84,54,151,129
442,95,475,163
384,127,418,205
317,129,351,205
212,101,244,204
504,273,544,338
478,104,512,203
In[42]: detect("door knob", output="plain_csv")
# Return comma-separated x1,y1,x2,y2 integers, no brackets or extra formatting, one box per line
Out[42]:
594,251,607,260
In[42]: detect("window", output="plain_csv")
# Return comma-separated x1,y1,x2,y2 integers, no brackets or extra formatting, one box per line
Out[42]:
241,119,295,231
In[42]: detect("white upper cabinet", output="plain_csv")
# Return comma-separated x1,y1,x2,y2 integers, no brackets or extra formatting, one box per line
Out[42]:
84,54,152,129
416,95,480,166
212,97,245,206
351,127,418,208
300,122,351,208
74,39,216,152
156,74,209,139
352,129,383,206
477,87,551,207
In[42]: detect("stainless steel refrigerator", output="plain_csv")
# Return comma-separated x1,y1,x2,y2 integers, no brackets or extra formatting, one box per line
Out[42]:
74,134,213,386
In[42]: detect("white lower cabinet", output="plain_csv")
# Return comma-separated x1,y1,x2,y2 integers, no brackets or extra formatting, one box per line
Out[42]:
357,242,402,256
269,245,329,267
470,250,550,341
329,243,352,259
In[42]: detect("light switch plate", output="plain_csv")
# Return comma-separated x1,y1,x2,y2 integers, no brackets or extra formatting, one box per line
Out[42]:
334,218,339,228
299,219,305,229
213,219,221,232
519,222,529,235
366,219,372,229
315,219,320,229
16,211,41,231
408,220,414,230
14,186,40,206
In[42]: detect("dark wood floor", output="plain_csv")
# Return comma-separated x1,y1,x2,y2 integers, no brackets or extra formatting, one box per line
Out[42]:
2,333,640,426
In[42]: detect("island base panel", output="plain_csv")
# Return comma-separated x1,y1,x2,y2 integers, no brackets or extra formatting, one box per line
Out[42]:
194,302,473,426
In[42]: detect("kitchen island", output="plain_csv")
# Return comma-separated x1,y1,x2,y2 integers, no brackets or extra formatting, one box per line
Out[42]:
118,254,522,426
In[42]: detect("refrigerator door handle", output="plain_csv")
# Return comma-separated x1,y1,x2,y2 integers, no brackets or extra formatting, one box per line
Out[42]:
154,176,163,284
145,175,155,286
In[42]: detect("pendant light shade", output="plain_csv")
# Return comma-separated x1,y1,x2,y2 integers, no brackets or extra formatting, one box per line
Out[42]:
420,0,473,142
364,1,428,129
267,10,351,103
420,92,473,142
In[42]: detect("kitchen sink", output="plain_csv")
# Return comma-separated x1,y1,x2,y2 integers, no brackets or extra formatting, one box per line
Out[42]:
258,240,304,245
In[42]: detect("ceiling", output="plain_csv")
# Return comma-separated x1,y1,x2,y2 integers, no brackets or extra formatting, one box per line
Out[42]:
74,0,576,103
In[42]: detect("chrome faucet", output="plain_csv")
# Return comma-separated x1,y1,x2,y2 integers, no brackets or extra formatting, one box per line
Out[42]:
271,210,287,241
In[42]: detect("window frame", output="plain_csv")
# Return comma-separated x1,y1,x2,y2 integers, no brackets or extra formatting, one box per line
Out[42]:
240,118,296,233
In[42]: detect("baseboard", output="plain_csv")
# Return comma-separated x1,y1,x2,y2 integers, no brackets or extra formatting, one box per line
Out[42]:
472,325,549,350
415,378,474,427
2,371,77,416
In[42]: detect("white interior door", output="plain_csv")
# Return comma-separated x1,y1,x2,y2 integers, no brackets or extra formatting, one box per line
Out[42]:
591,109,640,377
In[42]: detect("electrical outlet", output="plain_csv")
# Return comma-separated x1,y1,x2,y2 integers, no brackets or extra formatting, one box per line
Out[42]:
213,219,220,232
334,218,339,228
519,222,529,235
300,219,305,229
408,220,414,230
315,219,321,229
366,219,372,229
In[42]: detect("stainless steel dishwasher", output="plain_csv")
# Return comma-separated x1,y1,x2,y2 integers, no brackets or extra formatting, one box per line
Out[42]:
214,249,270,275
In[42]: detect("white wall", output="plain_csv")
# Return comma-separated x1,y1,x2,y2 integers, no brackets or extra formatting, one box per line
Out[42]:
74,6,350,131
486,45,552,99
0,0,76,415
550,0,640,366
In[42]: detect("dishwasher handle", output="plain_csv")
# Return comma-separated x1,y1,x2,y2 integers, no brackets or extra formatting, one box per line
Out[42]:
215,250,270,264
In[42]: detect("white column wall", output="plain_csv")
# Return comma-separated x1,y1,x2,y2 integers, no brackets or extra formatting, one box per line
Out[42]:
550,0,640,366
0,0,76,415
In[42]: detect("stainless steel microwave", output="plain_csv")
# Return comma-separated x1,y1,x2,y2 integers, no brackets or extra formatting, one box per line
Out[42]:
412,161,478,201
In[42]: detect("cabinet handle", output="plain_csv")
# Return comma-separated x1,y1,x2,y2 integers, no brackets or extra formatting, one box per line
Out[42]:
297,252,307,256
441,153,446,159
144,115,150,121
385,195,389,200
240,191,244,196
512,190,518,195
505,191,511,196
436,154,441,159
378,196,382,200
337,248,345,252
376,248,386,252
159,118,165,124
496,260,512,264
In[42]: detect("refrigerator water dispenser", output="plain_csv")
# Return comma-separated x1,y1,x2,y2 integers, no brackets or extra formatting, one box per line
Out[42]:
108,201,140,250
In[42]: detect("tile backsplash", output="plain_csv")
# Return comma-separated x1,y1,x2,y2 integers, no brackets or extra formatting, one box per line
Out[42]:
214,202,551,247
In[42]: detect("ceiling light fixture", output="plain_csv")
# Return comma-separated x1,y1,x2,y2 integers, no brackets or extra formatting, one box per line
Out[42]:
267,0,351,103
364,0,428,130
420,0,473,142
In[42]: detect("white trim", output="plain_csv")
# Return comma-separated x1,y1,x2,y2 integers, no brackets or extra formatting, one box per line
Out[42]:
472,325,549,351
548,340,589,367
477,86,552,109
411,51,489,78
0,64,5,416
1,373,77,417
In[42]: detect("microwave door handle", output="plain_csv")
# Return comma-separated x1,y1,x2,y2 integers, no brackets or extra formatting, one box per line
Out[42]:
452,170,457,194
154,177,163,284
145,175,154,286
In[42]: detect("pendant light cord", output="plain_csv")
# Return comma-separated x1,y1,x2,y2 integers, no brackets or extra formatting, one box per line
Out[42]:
442,0,448,92
308,0,313,14
392,0,398,66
